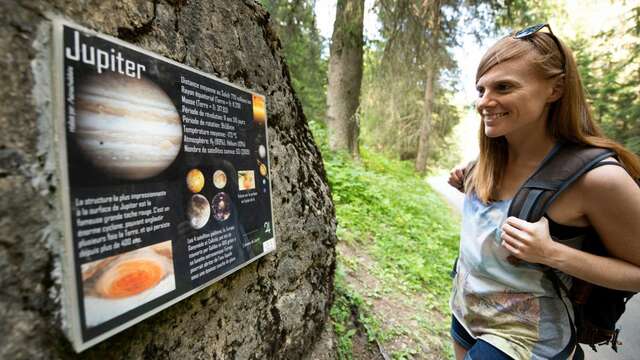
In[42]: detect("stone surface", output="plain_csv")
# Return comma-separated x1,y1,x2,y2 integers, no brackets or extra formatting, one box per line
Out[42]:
0,0,337,358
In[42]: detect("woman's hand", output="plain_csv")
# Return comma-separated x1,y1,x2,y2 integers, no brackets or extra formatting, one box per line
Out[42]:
500,216,556,265
448,165,466,193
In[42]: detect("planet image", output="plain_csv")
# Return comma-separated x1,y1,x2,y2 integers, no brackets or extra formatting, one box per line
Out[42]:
212,192,231,221
252,94,266,126
186,169,205,193
258,144,266,159
213,170,227,189
187,194,210,229
258,161,268,177
75,72,182,180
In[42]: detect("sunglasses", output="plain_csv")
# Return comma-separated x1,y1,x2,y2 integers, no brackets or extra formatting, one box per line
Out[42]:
514,23,565,71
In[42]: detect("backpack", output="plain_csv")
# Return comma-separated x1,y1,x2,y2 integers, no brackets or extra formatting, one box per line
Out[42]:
507,141,638,353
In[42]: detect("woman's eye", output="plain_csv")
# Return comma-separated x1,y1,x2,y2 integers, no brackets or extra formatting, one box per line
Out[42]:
476,88,484,97
497,83,511,92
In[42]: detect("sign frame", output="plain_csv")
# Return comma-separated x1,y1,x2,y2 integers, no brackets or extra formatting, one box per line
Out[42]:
51,18,277,352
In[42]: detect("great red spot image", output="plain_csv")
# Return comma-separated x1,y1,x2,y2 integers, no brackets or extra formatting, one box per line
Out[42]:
81,240,175,327
238,170,256,191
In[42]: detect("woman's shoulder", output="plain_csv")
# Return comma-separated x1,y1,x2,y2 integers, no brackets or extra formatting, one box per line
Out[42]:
575,156,640,225
574,157,640,263
580,157,638,193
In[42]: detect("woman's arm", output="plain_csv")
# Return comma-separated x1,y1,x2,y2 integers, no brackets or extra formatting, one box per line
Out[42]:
500,164,640,291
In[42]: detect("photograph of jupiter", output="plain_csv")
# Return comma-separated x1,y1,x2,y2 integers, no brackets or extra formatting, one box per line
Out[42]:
81,240,175,327
75,73,182,180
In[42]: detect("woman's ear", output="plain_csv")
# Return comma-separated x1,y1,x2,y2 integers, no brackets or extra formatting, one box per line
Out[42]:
548,74,565,103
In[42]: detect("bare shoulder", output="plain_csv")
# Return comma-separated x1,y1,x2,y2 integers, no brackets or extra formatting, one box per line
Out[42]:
580,158,639,195
577,158,640,263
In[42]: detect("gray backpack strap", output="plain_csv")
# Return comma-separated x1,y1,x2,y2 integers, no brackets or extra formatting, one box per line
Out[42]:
507,142,616,222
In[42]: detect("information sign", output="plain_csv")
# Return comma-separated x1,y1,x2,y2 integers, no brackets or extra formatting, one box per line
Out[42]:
52,19,276,352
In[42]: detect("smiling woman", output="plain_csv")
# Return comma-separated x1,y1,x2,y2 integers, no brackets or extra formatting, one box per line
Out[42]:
447,24,640,360
475,55,562,139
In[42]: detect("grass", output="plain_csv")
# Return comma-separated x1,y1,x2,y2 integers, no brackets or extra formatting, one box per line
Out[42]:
309,120,460,359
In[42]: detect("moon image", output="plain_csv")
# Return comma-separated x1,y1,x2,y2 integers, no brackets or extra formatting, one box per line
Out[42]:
258,144,266,159
187,194,210,229
186,169,205,193
75,72,182,180
213,170,227,189
212,192,231,222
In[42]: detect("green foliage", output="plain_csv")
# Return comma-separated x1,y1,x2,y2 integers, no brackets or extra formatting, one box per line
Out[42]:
261,0,328,122
311,118,460,317
570,9,640,155
331,266,385,360
492,0,559,31
361,1,460,166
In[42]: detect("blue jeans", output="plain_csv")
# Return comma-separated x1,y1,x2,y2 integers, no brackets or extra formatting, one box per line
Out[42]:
450,316,513,360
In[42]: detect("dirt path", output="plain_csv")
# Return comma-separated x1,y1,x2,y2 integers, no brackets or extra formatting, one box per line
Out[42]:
337,242,450,359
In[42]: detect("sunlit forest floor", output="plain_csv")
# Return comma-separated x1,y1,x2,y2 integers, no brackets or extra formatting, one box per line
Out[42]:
309,122,461,359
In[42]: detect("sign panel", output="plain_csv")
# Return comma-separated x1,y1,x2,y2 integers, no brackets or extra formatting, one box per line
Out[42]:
52,19,276,352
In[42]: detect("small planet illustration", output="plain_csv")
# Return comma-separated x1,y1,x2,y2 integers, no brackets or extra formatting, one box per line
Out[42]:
186,169,205,193
212,192,231,221
258,145,266,159
259,163,268,177
75,73,182,180
252,94,266,126
213,170,227,189
187,194,210,229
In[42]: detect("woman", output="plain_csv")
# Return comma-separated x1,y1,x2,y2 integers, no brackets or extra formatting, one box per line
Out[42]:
448,24,640,359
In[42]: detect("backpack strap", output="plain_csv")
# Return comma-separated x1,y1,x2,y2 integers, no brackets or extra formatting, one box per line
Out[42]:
546,268,579,359
507,142,616,222
507,142,622,355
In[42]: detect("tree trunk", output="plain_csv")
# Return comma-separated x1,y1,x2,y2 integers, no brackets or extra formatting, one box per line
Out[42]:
415,66,436,173
326,0,364,158
415,5,441,173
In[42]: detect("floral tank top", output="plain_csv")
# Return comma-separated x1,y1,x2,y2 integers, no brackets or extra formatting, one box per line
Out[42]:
450,193,585,359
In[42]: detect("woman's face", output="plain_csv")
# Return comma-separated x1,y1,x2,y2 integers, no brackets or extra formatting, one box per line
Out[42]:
475,56,558,139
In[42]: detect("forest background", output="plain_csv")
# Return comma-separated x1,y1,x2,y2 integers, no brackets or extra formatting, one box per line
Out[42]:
261,0,640,358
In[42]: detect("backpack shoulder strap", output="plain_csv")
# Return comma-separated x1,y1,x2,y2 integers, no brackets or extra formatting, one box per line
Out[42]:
507,142,616,222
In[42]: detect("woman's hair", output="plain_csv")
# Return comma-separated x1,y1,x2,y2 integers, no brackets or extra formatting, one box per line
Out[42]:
467,31,640,202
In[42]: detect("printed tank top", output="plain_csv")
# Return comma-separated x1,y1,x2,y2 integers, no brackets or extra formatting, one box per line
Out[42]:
450,192,588,359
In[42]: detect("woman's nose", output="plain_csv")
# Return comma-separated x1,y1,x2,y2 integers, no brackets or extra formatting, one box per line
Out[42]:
476,92,496,110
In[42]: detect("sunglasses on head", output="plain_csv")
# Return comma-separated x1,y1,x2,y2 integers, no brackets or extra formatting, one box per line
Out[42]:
514,23,565,72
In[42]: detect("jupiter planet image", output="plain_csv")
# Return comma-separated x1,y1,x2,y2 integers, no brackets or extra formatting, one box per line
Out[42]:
187,194,210,229
75,73,182,180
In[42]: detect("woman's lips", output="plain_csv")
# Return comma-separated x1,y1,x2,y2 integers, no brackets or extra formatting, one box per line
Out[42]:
483,112,508,124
